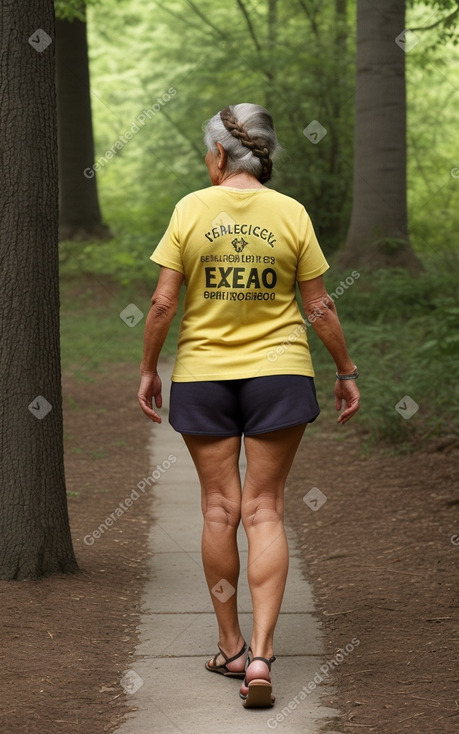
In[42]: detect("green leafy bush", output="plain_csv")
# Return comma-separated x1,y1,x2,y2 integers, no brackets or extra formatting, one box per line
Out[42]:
311,259,459,447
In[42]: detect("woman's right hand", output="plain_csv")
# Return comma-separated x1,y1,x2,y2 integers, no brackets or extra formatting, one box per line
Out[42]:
138,371,163,423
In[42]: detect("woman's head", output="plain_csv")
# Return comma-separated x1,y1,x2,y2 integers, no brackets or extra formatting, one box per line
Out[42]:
203,103,280,184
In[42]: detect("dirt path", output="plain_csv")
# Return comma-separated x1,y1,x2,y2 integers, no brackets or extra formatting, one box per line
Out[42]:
0,366,151,734
286,421,459,733
0,367,457,734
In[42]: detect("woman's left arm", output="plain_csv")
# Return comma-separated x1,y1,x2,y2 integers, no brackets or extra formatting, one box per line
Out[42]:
298,275,360,424
138,266,184,422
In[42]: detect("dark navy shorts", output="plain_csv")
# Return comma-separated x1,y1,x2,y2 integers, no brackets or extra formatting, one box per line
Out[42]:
169,375,320,437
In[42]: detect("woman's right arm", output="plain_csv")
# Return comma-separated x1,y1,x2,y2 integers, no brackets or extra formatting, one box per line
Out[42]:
138,266,184,422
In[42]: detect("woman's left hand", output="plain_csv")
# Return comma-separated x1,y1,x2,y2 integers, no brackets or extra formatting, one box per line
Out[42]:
335,379,360,424
138,371,163,422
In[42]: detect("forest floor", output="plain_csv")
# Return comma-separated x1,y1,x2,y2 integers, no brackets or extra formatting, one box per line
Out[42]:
0,363,458,734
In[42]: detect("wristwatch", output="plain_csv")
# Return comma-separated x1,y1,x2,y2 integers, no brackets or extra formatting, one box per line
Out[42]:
336,366,359,380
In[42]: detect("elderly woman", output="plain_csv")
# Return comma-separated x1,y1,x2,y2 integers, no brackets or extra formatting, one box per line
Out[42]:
138,103,360,709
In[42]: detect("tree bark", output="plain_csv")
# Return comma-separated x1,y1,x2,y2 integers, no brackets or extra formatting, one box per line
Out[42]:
0,1,79,579
324,0,350,245
339,0,423,271
56,14,111,240
265,0,277,109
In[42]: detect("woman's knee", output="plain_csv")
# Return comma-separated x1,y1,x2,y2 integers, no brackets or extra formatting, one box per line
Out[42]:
202,492,241,528
241,492,284,527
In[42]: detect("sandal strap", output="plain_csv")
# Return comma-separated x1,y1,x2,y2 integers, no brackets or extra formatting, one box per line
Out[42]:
218,641,247,665
248,654,276,670
215,641,247,666
211,651,222,667
242,651,276,688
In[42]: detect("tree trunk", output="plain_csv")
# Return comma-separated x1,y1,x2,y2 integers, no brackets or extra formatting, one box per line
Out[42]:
339,0,423,271
323,0,350,248
0,1,79,579
265,0,277,109
56,14,111,240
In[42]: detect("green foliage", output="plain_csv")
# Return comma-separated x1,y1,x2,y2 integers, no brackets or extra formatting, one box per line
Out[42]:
310,258,459,447
55,1,87,21
408,1,459,45
55,0,105,21
60,229,162,287
59,273,184,375
85,0,355,255
404,4,459,253
80,0,459,262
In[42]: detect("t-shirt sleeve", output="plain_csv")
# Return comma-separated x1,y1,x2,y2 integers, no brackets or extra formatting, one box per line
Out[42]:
150,207,184,274
296,208,330,281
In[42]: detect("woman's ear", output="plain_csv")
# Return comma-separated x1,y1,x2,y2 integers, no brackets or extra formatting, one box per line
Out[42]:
216,142,227,170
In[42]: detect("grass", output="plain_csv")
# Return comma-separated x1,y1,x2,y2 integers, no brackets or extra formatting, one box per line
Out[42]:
59,269,184,378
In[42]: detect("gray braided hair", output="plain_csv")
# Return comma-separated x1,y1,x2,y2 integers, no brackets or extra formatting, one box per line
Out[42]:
203,103,280,184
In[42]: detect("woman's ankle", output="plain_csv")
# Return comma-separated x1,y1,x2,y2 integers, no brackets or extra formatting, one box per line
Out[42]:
219,633,246,657
248,643,274,661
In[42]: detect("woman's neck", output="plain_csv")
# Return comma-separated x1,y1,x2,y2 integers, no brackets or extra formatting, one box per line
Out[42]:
218,171,265,189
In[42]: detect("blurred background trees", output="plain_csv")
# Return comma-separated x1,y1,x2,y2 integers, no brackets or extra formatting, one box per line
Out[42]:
340,0,420,271
56,3,111,239
57,0,458,269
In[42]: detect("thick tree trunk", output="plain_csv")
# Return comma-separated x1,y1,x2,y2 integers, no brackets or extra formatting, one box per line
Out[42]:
339,0,423,271
56,15,111,240
0,1,79,579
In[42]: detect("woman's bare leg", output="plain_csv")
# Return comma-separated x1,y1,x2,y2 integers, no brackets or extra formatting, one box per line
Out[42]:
241,424,306,663
183,434,246,671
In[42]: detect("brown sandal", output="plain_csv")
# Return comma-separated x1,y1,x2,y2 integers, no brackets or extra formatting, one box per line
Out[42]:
205,641,247,678
239,649,276,708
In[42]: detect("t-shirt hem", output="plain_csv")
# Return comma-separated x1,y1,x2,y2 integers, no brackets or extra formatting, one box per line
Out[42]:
170,367,316,382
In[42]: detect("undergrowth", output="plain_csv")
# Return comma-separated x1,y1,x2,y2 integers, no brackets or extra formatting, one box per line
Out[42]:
311,256,459,447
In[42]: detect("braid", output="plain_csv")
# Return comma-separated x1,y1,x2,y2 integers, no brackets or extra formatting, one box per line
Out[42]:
220,107,273,183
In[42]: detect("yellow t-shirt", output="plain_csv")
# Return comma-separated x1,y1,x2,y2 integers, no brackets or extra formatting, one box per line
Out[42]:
151,185,329,381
